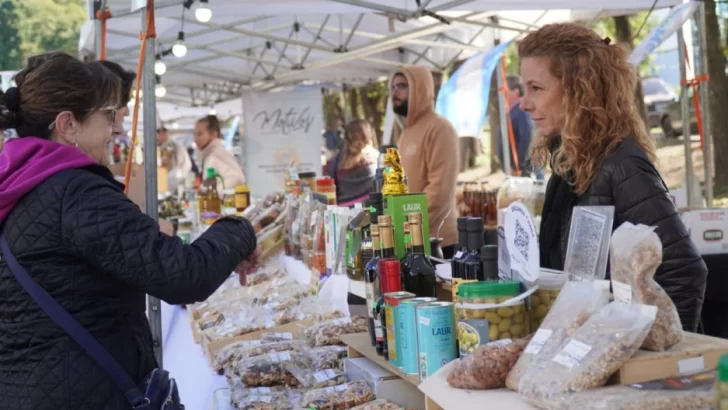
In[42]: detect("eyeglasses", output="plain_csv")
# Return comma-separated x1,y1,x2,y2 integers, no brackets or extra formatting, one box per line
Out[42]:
391,83,408,92
47,105,118,132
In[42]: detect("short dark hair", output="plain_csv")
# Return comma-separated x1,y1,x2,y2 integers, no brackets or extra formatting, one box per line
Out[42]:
99,60,136,107
506,76,523,97
0,52,121,139
197,114,221,137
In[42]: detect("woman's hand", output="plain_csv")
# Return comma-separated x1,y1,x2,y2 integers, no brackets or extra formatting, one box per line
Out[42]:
234,244,263,286
159,219,175,236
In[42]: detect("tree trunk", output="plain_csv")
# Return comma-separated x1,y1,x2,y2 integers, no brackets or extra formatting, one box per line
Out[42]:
613,15,650,133
360,83,385,146
348,88,361,120
704,0,728,195
487,70,501,174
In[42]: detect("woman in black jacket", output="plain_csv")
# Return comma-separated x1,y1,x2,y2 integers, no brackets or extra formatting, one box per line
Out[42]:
517,24,707,331
0,53,260,409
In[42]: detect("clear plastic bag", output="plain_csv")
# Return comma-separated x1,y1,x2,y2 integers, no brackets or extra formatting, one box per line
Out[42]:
287,365,346,388
447,337,530,390
506,281,609,391
306,316,369,347
532,370,715,410
235,388,305,410
218,340,309,373
349,399,409,410
260,332,294,342
519,302,657,401
204,306,275,342
308,345,349,370
229,379,288,409
610,222,684,351
300,381,376,409
563,206,615,281
233,350,312,387
215,339,269,372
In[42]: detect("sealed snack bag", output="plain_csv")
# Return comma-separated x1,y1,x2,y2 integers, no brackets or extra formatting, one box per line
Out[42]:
448,337,530,390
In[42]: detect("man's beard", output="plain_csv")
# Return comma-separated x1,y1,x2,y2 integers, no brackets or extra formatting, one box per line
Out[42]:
392,100,409,117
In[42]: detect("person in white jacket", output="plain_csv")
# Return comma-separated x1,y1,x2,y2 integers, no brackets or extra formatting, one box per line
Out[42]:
194,114,246,189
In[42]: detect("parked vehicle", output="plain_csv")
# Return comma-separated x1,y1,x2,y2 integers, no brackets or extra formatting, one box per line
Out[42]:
661,88,700,139
642,76,677,129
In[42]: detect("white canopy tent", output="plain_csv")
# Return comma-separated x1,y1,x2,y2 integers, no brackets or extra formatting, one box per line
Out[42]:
81,0,682,106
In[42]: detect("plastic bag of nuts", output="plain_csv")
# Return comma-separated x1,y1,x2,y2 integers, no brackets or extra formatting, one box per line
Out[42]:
350,399,410,410
287,365,347,388
236,389,305,410
610,222,684,351
506,281,609,391
216,340,308,373
309,345,349,370
300,381,376,409
229,379,288,409
233,350,312,387
531,370,715,410
306,316,369,347
519,302,657,401
447,337,531,390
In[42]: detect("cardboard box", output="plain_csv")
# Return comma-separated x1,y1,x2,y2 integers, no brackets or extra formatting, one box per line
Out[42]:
609,332,728,385
681,208,728,255
345,357,425,410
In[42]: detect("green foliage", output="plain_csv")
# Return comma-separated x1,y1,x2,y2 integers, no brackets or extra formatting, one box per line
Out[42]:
591,12,658,76
0,0,87,71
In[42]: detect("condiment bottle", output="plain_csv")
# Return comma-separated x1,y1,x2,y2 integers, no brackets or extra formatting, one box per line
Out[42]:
234,185,250,214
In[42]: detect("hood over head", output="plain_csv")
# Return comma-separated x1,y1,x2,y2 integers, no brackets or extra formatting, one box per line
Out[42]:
0,137,96,225
390,66,435,128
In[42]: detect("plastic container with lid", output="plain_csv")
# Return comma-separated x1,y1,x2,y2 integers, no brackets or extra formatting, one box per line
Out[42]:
222,189,236,215
715,354,728,409
234,185,251,214
531,268,568,329
315,177,337,205
456,281,526,355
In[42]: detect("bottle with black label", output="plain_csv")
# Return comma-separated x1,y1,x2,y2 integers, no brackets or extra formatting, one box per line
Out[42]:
365,224,382,347
403,212,437,297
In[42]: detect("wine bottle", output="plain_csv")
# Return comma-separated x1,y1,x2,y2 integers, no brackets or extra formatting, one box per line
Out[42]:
403,212,437,297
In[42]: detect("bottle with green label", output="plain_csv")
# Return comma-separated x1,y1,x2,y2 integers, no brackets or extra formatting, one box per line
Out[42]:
715,354,728,409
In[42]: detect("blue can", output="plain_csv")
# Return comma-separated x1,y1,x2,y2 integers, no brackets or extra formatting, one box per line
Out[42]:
384,291,415,369
416,302,457,381
399,297,436,375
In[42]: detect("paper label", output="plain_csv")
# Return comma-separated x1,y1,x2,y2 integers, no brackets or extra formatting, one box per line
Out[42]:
313,369,337,382
489,339,512,347
270,351,291,362
454,251,464,259
611,280,632,303
553,339,592,369
564,207,608,280
504,202,539,283
365,284,375,317
326,384,348,394
250,395,273,404
678,356,705,374
525,328,554,355
240,340,262,347
271,332,293,340
374,319,383,339
418,315,431,326
249,387,271,394
332,317,352,326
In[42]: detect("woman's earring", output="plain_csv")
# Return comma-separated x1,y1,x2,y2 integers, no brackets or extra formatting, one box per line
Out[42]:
73,140,79,148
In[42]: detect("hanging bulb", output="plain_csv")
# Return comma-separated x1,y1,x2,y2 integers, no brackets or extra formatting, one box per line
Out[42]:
155,84,167,98
195,0,212,23
172,32,187,58
154,60,167,76
209,108,217,115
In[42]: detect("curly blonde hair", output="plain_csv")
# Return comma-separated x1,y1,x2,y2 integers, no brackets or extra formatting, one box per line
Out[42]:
518,23,656,195
340,119,378,170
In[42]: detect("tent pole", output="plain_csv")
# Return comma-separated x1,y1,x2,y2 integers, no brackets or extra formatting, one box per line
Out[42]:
92,0,103,59
677,26,696,208
697,1,713,207
141,6,163,368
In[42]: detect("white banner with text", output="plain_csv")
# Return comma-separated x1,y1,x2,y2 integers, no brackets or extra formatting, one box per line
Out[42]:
242,88,323,195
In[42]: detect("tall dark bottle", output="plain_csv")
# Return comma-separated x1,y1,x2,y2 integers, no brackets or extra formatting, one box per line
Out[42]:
451,217,469,304
403,212,437,297
399,221,413,290
365,225,382,347
375,215,397,357
481,244,499,280
462,217,485,281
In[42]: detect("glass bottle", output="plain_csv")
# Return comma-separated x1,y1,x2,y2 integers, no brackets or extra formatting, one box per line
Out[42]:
365,224,381,347
462,217,484,281
451,217,469,304
376,215,398,357
403,212,437,297
400,221,413,291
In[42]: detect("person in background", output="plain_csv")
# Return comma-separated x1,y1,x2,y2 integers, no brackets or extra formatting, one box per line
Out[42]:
0,52,261,409
498,76,542,179
390,66,459,258
520,23,706,331
157,125,192,193
195,114,245,188
323,117,344,154
324,119,378,206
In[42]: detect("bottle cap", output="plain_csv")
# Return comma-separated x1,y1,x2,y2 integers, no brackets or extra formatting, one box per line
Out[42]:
205,167,216,179
466,217,484,233
481,245,498,259
298,171,316,178
235,185,250,193
457,217,468,232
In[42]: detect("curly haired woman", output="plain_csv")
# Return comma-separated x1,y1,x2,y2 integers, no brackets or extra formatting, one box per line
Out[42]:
520,23,707,331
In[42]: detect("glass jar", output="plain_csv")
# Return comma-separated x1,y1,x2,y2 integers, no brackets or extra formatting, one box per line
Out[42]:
531,269,567,330
456,281,525,356
235,185,251,214
298,172,316,191
315,177,337,205
715,354,728,410
222,189,236,216
176,217,194,245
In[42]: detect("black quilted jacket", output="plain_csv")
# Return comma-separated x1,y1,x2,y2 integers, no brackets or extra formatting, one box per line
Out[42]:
539,137,707,332
0,164,256,409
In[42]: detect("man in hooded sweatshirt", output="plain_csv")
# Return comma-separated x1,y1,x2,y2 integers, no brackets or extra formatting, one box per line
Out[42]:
390,66,459,258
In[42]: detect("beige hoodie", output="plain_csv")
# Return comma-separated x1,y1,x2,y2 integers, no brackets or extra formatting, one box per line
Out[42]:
393,66,459,247
201,138,246,190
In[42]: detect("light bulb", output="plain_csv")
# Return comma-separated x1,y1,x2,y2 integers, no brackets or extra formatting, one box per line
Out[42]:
209,109,217,115
154,60,167,76
155,84,167,98
195,6,212,23
172,42,187,58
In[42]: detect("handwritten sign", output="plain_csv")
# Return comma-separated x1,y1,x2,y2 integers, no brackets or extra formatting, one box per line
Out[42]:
243,89,323,195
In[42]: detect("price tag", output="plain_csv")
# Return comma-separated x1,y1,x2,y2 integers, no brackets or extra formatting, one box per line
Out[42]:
553,339,592,369
524,329,553,355
250,395,273,404
240,340,262,347
272,332,293,340
250,387,271,394
326,384,349,394
313,369,337,382
270,351,291,362
331,317,352,326
454,251,463,259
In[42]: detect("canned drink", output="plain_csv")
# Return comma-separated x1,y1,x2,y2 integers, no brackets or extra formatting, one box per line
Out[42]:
416,302,457,381
384,291,415,369
399,297,437,375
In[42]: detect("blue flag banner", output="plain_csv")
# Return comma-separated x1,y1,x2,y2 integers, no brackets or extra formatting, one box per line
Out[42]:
435,41,512,137
628,1,699,66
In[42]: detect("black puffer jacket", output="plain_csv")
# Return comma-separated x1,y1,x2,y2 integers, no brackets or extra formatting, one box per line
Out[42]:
540,137,707,331
0,164,256,409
